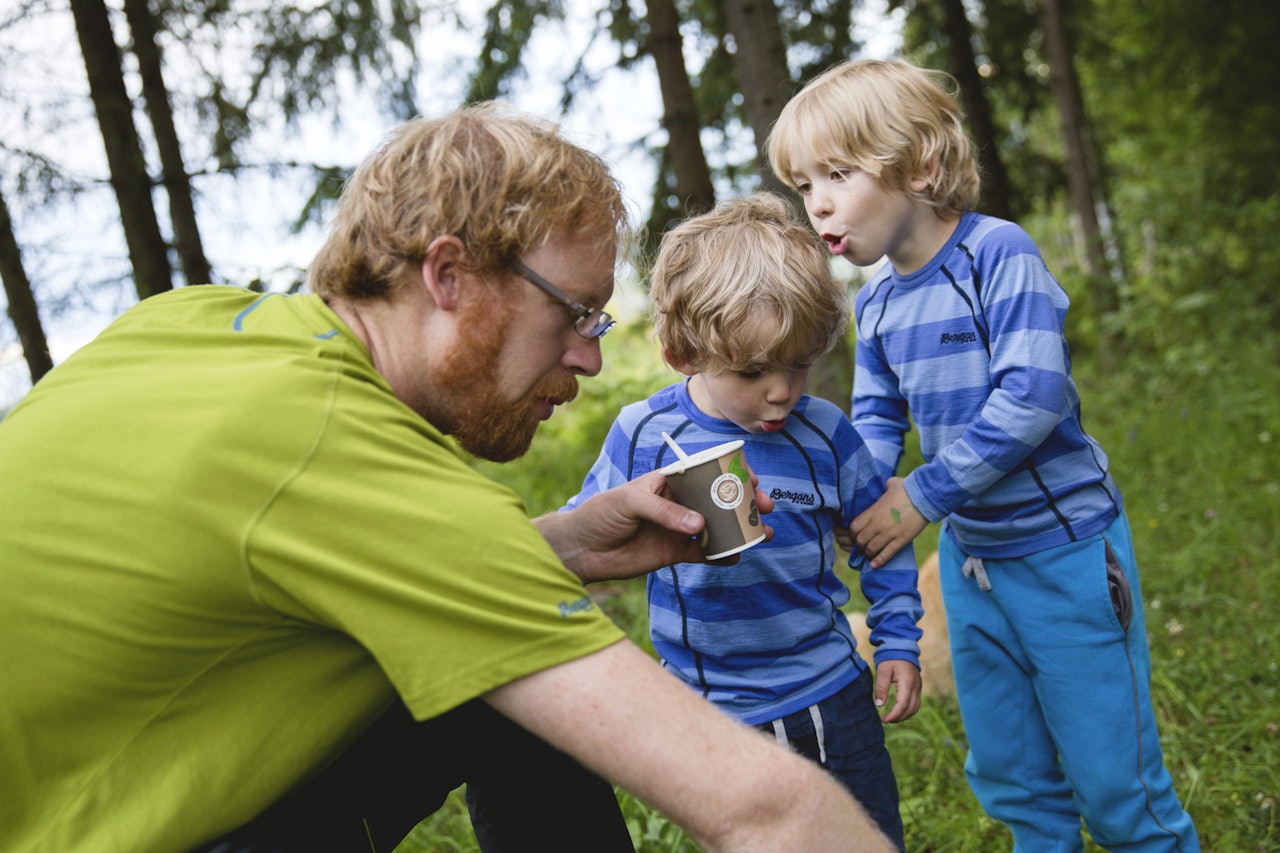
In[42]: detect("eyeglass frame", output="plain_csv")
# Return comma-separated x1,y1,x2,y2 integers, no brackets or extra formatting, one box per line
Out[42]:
510,260,616,340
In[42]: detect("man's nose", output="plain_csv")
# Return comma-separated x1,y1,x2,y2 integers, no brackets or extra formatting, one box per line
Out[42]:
563,334,603,377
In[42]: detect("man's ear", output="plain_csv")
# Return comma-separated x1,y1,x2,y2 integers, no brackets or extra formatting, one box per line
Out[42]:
421,235,470,312
663,347,698,377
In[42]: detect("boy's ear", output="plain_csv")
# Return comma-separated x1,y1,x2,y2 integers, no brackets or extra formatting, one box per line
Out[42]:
421,235,470,312
910,154,942,193
663,347,699,377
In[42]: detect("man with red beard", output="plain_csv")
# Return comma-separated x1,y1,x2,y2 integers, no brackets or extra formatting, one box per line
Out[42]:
0,103,896,853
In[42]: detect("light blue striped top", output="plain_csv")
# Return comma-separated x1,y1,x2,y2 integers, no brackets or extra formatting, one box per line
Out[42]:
565,380,921,725
852,211,1122,559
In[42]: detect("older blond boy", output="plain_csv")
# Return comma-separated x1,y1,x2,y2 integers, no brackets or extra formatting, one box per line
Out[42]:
769,58,1199,851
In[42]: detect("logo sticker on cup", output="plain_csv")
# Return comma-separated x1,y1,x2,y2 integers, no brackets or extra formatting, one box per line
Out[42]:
658,439,765,560
710,473,745,510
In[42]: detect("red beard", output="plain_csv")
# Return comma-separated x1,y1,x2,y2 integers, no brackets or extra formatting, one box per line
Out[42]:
437,296,580,463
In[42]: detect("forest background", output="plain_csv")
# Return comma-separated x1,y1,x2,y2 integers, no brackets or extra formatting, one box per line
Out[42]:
1,0,1277,850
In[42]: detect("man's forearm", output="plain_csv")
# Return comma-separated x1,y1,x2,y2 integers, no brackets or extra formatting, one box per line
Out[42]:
486,641,895,853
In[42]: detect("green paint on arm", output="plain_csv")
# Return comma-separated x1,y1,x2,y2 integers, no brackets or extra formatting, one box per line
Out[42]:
890,508,902,524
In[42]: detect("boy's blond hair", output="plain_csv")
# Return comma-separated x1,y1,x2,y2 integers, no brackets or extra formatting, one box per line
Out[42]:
649,193,848,372
309,101,628,300
767,58,980,216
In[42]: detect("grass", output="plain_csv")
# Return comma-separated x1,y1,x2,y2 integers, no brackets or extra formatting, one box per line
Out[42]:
394,324,1280,853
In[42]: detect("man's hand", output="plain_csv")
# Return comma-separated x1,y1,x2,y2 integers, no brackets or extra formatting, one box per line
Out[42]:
850,477,926,568
535,470,775,584
873,660,922,724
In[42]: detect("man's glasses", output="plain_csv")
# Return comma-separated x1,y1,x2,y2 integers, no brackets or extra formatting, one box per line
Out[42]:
511,260,616,340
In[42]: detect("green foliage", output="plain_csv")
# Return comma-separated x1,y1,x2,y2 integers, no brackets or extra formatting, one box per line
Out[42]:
1075,354,1280,853
782,0,859,81
242,0,421,121
465,0,564,104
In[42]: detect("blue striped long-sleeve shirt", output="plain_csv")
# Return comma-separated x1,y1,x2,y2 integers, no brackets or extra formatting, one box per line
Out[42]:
852,211,1122,559
564,379,921,725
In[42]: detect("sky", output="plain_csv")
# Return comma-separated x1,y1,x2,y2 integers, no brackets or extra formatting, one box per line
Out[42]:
0,0,904,411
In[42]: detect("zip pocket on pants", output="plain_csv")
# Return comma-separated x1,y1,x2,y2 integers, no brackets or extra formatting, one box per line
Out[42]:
1103,537,1133,632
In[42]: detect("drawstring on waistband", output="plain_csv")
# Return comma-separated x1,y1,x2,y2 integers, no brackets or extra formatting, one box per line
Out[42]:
770,718,787,750
809,704,827,764
769,704,828,764
963,555,992,591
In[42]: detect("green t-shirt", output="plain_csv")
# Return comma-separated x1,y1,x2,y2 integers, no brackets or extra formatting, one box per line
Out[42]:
0,286,623,852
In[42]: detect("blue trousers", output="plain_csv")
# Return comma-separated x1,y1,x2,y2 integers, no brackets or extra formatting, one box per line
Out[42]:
756,668,906,852
939,511,1199,852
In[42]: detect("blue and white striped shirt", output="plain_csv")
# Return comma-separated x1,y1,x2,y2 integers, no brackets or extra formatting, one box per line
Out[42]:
853,211,1122,559
565,380,921,725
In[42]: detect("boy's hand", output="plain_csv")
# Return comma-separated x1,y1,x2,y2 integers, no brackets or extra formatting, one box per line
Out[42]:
834,523,854,552
874,660,922,723
851,477,927,567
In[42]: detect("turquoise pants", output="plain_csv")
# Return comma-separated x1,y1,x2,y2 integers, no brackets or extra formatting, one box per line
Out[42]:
939,511,1199,852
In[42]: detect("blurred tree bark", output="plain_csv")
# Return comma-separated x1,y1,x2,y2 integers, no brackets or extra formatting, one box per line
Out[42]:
1040,0,1119,367
719,0,793,200
1041,0,1115,285
69,0,173,299
0,190,54,384
646,0,716,220
123,0,212,287
937,0,1013,220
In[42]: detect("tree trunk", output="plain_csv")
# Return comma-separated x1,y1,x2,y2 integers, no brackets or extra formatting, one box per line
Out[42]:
0,190,54,384
938,0,1013,220
645,0,716,219
719,0,793,200
720,0,852,410
123,0,212,286
69,0,173,299
1040,0,1120,364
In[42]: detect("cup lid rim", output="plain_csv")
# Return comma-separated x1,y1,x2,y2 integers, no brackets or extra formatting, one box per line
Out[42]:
657,439,745,475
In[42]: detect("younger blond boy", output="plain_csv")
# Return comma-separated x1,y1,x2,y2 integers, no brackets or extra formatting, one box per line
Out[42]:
566,192,923,851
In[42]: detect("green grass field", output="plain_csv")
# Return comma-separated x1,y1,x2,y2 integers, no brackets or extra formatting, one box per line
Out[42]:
397,324,1279,852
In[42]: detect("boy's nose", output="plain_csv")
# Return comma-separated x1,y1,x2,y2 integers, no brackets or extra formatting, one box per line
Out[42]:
806,188,832,219
764,375,793,403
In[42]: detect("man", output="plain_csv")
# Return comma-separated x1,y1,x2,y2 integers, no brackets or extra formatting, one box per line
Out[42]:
0,102,894,853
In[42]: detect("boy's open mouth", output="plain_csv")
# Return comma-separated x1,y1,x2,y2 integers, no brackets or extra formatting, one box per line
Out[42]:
822,233,848,255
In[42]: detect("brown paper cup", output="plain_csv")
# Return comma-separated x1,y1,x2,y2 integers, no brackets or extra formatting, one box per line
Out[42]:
659,439,765,560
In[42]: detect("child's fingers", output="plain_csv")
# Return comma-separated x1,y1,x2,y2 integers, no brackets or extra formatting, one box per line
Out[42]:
868,536,904,568
873,676,890,708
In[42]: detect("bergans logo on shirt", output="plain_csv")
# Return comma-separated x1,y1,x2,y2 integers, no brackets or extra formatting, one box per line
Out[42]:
558,595,596,619
769,487,816,506
940,330,979,345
